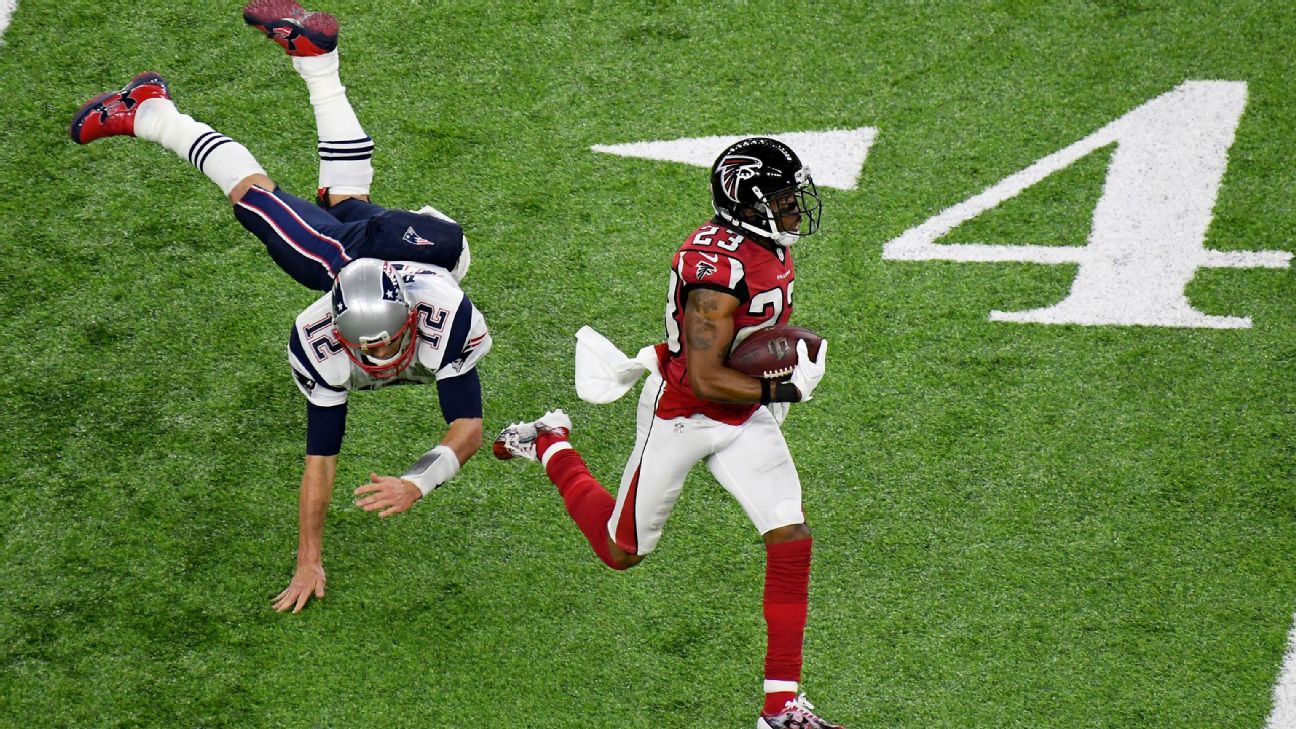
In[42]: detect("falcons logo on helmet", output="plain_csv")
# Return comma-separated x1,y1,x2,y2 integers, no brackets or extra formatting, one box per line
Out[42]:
717,155,763,202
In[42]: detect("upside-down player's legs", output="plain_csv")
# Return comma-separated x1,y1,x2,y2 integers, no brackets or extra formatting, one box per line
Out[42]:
290,50,375,198
233,186,368,291
262,12,471,279
70,74,357,290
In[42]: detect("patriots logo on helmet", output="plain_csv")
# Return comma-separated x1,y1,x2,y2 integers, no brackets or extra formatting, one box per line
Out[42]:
717,155,763,202
331,285,349,316
380,262,404,302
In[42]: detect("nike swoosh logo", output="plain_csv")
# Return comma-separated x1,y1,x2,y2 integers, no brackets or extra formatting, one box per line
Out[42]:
777,270,793,280
697,252,719,262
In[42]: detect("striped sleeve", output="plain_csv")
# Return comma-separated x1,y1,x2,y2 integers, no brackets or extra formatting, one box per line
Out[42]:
434,294,492,382
288,325,349,407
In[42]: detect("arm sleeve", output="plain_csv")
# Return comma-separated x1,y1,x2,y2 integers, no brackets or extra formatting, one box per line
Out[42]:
436,368,483,423
306,401,348,456
676,250,748,301
288,324,349,407
435,294,492,381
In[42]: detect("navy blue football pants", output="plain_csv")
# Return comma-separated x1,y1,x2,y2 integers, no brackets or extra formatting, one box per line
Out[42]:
232,186,466,292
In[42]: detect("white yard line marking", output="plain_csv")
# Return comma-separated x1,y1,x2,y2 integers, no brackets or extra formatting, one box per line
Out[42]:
1267,614,1296,729
0,1,15,43
592,128,878,191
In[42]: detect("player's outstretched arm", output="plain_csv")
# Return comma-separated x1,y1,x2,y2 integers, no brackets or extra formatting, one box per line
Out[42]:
354,417,483,518
274,454,336,613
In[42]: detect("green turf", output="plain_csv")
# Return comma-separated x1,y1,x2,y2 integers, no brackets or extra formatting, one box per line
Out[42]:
2,1,1295,727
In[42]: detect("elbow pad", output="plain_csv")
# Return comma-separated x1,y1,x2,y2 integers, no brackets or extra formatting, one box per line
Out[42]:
401,444,461,496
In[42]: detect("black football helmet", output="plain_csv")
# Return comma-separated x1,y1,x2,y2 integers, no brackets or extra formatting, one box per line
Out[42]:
709,137,822,246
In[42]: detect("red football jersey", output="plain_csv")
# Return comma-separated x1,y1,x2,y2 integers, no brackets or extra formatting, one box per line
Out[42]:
657,220,795,425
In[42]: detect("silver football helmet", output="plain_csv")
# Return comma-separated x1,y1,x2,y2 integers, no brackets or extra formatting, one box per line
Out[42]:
330,259,418,379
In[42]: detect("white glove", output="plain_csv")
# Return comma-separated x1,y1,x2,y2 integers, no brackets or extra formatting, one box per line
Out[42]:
788,339,827,402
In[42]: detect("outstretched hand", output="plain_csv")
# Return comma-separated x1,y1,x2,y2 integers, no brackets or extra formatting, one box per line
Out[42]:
273,563,325,614
354,473,422,518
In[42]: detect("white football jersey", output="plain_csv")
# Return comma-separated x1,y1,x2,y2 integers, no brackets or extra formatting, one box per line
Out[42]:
287,262,491,407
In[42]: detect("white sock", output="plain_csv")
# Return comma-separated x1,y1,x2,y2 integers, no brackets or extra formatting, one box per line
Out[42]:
292,50,373,195
134,98,266,197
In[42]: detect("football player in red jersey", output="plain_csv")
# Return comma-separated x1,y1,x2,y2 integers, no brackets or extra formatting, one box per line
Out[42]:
495,138,842,728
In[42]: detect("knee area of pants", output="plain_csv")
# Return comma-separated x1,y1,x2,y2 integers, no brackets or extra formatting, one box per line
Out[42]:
772,499,806,530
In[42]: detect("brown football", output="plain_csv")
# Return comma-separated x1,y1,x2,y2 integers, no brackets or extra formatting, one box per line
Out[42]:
726,325,824,380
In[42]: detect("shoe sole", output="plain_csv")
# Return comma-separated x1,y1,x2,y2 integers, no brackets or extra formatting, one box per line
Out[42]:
243,0,338,54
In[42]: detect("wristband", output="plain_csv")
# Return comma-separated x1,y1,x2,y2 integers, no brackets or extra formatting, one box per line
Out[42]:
760,378,773,406
401,444,461,496
773,381,802,403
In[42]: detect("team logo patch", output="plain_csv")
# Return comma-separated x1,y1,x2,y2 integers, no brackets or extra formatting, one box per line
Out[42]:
293,369,317,393
717,155,763,202
403,226,435,247
695,260,718,279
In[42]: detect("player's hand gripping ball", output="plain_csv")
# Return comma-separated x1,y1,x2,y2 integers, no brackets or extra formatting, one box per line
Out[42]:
726,325,824,380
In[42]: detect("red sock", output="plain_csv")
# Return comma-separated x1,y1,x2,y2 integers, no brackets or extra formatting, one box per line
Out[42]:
542,445,627,571
762,537,812,715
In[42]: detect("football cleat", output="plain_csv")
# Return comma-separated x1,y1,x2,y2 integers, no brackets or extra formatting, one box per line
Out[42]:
69,72,171,145
758,694,845,729
243,0,339,57
492,410,572,461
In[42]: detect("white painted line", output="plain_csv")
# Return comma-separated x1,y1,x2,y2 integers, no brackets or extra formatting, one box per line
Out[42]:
1267,613,1296,729
884,81,1291,329
0,1,16,44
592,128,878,191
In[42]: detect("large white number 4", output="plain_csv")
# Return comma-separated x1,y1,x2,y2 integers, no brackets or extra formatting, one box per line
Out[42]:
883,81,1290,329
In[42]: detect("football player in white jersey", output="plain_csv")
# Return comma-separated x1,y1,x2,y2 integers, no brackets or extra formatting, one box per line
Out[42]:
285,257,490,613
70,3,491,613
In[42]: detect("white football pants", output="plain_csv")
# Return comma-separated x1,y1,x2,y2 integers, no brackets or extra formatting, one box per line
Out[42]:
608,373,805,555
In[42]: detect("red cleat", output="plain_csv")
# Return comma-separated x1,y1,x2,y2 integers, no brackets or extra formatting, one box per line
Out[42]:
69,72,171,145
243,0,339,57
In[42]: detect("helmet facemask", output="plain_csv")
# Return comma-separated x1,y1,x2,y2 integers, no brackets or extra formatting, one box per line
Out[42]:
743,167,822,247
334,310,419,380
330,259,420,380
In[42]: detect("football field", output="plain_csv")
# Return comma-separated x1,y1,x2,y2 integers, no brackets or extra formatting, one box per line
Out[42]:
2,1,1295,727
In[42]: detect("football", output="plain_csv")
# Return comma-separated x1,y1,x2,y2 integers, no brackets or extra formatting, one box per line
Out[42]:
726,325,823,380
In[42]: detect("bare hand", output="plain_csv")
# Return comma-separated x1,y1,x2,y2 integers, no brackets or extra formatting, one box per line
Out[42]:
273,562,325,614
354,472,422,518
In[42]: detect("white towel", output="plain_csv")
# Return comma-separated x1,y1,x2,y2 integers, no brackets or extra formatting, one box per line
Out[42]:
574,326,661,404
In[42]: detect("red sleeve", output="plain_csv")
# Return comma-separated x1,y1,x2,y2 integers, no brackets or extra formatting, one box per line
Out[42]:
676,249,747,298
